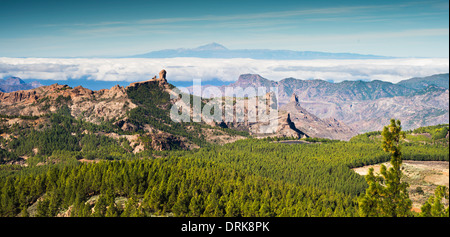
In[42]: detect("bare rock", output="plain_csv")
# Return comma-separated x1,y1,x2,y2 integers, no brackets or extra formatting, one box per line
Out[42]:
290,93,299,103
159,69,167,80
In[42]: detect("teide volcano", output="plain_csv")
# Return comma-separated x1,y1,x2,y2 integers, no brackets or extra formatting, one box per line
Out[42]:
130,43,391,60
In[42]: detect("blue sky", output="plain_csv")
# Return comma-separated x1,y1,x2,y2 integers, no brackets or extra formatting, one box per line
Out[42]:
0,0,448,57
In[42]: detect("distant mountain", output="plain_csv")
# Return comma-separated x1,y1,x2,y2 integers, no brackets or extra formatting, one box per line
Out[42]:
338,87,449,133
0,77,43,92
188,73,449,133
191,73,419,104
229,74,417,104
130,43,392,60
1,77,25,86
397,73,449,90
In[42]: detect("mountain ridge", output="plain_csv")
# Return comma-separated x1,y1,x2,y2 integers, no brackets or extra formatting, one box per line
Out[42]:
1,71,448,146
0,70,252,152
191,73,449,103
397,73,450,90
188,73,449,133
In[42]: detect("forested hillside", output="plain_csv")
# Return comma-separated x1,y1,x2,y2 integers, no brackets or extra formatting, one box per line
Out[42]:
0,74,448,217
0,123,447,217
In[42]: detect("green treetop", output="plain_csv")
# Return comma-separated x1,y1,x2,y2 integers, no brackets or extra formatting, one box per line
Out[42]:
359,119,412,217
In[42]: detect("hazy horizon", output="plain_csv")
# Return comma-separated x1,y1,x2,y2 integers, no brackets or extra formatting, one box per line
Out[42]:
1,57,448,90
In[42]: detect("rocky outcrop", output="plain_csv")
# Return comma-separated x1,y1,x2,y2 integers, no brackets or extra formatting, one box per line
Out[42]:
0,90,39,105
150,132,185,151
290,93,299,103
221,92,308,139
159,69,167,80
278,93,357,140
114,118,137,132
126,69,170,91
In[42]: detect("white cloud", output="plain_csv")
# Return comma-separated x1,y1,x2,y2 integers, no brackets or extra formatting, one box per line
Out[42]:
0,57,448,84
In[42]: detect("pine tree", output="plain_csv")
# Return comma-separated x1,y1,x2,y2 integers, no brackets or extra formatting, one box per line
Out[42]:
122,197,135,217
258,202,271,217
202,193,219,217
0,178,18,217
224,199,240,217
20,205,29,217
105,199,119,217
36,199,51,217
172,191,189,217
420,186,449,217
188,193,203,217
93,195,108,217
81,202,92,217
358,119,412,217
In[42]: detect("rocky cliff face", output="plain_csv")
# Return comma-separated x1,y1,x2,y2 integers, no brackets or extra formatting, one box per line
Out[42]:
0,70,193,152
218,91,355,140
278,94,357,140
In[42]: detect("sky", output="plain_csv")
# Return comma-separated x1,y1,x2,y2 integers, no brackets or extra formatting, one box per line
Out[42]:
0,0,448,87
0,0,448,58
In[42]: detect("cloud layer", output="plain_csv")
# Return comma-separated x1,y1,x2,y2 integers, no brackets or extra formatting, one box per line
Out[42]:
0,57,448,84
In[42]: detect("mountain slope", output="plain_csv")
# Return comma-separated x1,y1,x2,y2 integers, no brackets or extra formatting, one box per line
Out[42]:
397,73,449,90
339,87,449,132
2,70,447,150
192,73,449,133
0,70,249,153
227,74,418,104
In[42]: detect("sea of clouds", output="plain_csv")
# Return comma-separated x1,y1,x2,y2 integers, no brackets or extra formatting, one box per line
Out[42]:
0,57,448,84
